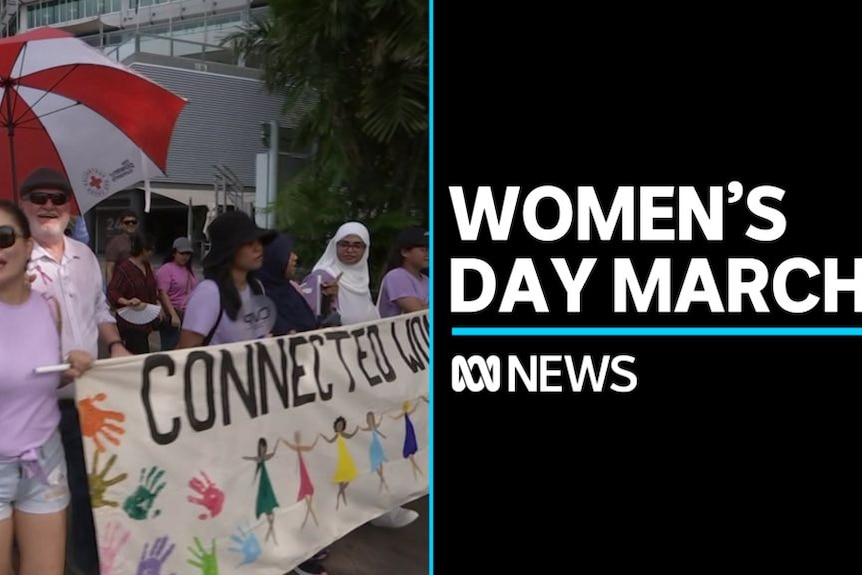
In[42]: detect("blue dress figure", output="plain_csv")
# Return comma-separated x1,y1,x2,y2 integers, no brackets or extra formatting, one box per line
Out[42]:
391,401,423,480
360,412,389,492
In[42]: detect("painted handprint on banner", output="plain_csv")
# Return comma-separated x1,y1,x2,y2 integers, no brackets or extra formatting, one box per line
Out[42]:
136,535,175,575
123,466,166,520
187,471,225,519
99,521,130,575
89,450,128,509
228,524,262,567
188,537,219,575
79,393,125,453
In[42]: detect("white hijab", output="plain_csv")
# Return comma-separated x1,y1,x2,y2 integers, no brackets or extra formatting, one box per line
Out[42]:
313,222,379,325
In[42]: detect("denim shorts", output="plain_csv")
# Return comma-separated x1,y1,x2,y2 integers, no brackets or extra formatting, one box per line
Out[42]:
0,430,70,520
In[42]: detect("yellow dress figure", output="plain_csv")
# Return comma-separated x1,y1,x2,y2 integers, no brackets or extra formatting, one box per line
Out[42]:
321,416,359,510
333,434,358,483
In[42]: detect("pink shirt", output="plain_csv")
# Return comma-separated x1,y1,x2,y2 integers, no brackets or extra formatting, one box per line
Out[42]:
156,262,198,311
0,291,62,458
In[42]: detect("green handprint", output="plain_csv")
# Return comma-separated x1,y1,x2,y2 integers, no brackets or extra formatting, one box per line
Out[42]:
89,450,128,509
188,537,218,575
123,466,166,520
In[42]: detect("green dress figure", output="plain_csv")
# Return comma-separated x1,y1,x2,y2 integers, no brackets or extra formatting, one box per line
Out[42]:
244,438,280,544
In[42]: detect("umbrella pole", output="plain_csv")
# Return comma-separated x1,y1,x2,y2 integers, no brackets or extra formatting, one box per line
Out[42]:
4,91,17,202
8,130,17,203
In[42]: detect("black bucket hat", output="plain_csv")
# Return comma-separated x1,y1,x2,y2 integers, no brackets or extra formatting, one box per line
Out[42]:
202,210,277,267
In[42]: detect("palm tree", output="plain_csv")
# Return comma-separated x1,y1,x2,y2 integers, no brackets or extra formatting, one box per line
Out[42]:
228,0,429,279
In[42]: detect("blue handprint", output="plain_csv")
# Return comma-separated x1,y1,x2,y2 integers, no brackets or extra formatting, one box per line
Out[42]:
137,535,175,575
227,524,262,567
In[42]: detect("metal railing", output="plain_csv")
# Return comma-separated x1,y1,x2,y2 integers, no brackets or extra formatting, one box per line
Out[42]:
93,32,243,66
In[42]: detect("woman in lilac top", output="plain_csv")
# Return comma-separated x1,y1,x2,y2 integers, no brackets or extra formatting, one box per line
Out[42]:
178,211,277,349
377,227,430,318
0,201,93,575
156,237,198,351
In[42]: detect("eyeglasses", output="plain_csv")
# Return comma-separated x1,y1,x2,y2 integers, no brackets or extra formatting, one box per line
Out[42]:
337,241,366,251
0,225,23,249
123,220,137,226
26,192,68,206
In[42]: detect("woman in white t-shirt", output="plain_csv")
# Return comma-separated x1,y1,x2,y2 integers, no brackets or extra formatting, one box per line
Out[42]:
177,211,276,349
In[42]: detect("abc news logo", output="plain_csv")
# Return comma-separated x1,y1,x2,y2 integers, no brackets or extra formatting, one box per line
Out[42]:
451,354,637,393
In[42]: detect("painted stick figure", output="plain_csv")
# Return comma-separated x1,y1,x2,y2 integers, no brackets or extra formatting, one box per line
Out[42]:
319,417,359,510
391,400,424,480
358,411,389,493
280,431,320,529
241,438,279,544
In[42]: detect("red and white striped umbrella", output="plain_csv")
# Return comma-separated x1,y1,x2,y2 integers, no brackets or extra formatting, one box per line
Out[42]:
0,27,186,213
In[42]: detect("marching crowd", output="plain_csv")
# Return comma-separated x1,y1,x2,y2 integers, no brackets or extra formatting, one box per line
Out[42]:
0,167,429,575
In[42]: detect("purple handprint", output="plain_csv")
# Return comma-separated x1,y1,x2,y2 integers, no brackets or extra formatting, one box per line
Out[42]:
137,535,176,575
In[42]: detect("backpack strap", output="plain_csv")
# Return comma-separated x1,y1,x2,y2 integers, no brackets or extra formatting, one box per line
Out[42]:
202,307,223,346
201,278,262,346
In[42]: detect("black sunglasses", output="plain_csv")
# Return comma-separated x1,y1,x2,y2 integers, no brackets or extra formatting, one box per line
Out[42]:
123,219,137,225
27,192,69,206
0,225,23,249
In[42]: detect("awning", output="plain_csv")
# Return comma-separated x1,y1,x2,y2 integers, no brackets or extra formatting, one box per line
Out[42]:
143,187,254,208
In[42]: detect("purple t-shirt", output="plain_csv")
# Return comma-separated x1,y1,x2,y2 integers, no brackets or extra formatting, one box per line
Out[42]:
0,291,62,458
377,268,429,318
182,280,275,345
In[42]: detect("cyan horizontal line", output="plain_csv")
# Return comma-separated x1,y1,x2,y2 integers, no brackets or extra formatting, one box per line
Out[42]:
451,327,862,336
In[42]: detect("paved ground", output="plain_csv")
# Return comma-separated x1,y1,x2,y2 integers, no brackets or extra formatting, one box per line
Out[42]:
322,496,429,575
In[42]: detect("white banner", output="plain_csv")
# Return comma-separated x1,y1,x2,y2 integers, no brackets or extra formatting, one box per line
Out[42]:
75,311,430,575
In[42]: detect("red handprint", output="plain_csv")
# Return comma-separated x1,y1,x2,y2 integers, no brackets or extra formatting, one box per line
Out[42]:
79,393,125,453
187,471,224,520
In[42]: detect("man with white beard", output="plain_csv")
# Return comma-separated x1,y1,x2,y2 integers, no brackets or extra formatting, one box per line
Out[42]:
19,168,131,575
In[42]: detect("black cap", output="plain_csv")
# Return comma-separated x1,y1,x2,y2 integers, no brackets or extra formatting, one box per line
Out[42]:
397,227,429,249
202,211,277,267
20,167,73,197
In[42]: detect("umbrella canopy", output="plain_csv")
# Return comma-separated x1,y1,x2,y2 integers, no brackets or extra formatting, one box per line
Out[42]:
0,27,186,213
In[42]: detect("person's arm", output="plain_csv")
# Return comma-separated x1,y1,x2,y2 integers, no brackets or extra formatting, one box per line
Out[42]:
159,290,180,327
98,323,131,357
176,281,219,349
59,350,94,386
156,266,180,326
383,269,429,314
395,297,428,313
319,433,337,444
105,261,115,285
107,265,138,308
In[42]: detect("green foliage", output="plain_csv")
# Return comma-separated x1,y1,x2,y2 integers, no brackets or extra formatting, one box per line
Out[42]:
227,0,428,283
